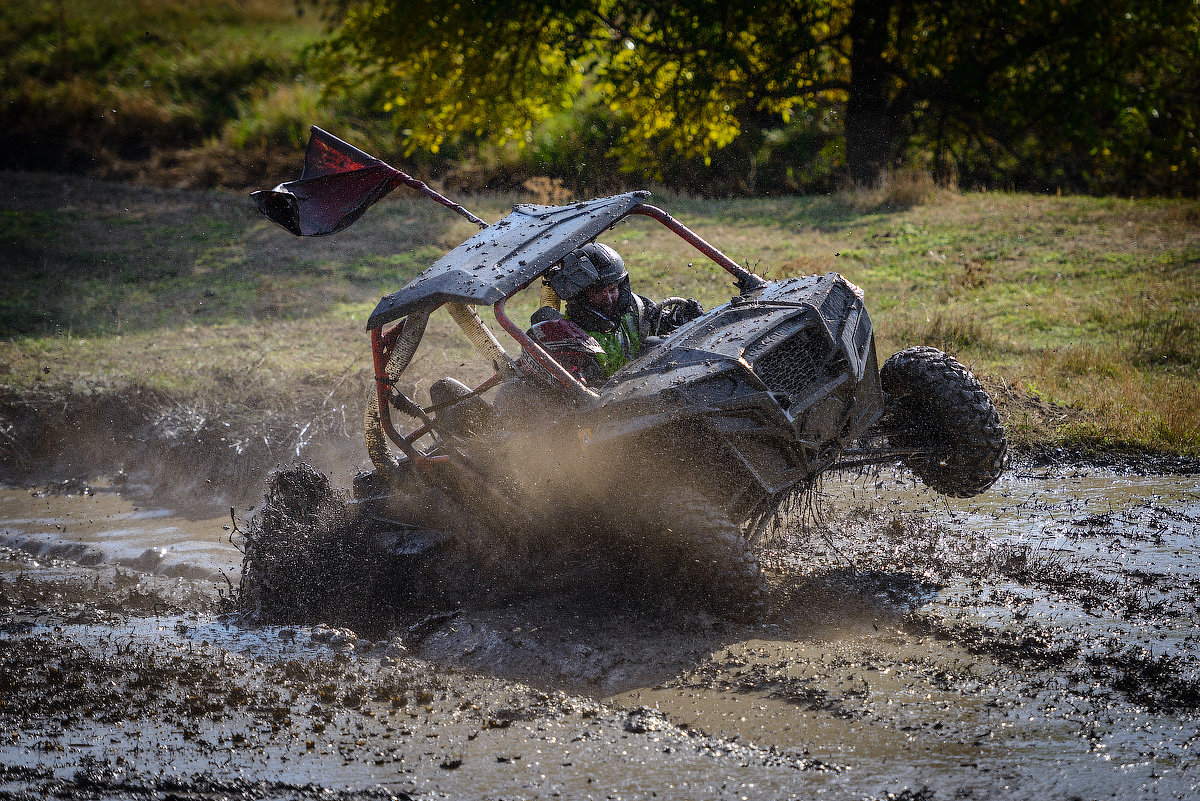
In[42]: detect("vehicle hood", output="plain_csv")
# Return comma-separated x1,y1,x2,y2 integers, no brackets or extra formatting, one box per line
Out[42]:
598,273,871,407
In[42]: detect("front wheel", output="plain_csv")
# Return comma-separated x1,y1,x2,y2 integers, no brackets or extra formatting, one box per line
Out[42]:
645,491,768,620
880,346,1007,498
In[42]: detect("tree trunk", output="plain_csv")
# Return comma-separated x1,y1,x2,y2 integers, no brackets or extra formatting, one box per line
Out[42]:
844,0,896,184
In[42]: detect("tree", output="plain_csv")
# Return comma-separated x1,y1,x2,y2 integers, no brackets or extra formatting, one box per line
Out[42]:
889,0,1200,193
316,0,1199,194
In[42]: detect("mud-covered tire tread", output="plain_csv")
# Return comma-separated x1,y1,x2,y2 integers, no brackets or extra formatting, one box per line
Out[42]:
880,346,1007,498
655,493,768,620
239,464,397,627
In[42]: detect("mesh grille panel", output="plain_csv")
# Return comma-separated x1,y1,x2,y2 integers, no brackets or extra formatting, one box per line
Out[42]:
753,326,826,399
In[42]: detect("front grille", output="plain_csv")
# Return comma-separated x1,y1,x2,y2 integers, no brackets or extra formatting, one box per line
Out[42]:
753,326,826,399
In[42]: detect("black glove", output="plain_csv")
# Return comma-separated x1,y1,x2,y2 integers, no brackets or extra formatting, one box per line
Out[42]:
666,299,704,327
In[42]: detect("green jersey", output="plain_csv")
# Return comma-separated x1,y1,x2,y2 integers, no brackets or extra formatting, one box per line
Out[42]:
579,312,642,377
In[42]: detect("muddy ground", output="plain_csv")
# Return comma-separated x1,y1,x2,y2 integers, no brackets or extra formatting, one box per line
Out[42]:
1,400,1199,799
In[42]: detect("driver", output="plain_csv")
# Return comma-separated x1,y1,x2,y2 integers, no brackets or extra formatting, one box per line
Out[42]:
526,243,704,386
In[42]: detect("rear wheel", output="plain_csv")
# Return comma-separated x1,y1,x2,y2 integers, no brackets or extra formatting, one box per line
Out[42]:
880,346,1007,498
239,464,395,627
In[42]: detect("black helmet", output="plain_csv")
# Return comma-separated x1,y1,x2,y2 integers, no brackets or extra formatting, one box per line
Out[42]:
552,243,633,333
579,242,627,287
551,243,627,301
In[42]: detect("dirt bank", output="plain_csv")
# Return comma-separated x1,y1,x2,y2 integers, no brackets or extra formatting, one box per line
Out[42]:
0,386,366,517
1,380,1193,522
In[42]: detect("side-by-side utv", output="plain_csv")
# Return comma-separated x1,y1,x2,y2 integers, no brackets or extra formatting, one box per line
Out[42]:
248,128,1007,616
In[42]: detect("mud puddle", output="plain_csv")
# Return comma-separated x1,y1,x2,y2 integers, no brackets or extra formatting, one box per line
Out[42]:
0,483,238,583
2,466,1199,799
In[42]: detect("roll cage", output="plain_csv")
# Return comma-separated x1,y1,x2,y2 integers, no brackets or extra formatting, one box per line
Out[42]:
366,200,766,468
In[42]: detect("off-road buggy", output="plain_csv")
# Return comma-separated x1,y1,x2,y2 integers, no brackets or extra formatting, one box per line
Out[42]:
246,129,1007,618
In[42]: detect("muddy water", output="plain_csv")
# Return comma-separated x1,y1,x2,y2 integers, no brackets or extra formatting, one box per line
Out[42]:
2,467,1198,800
0,483,238,582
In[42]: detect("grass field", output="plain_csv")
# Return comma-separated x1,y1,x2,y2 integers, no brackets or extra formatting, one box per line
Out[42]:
0,0,339,183
2,173,1197,456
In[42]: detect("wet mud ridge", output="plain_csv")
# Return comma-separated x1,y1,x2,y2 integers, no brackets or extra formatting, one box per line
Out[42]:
2,463,1200,799
0,387,365,517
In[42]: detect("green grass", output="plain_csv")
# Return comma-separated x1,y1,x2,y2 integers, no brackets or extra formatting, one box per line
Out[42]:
1,0,321,109
0,176,467,339
0,0,339,174
2,175,1198,456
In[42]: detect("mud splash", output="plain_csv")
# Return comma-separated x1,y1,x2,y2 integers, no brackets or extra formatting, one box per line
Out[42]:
238,460,772,632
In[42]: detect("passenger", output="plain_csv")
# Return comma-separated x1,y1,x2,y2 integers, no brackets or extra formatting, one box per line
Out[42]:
526,243,704,386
